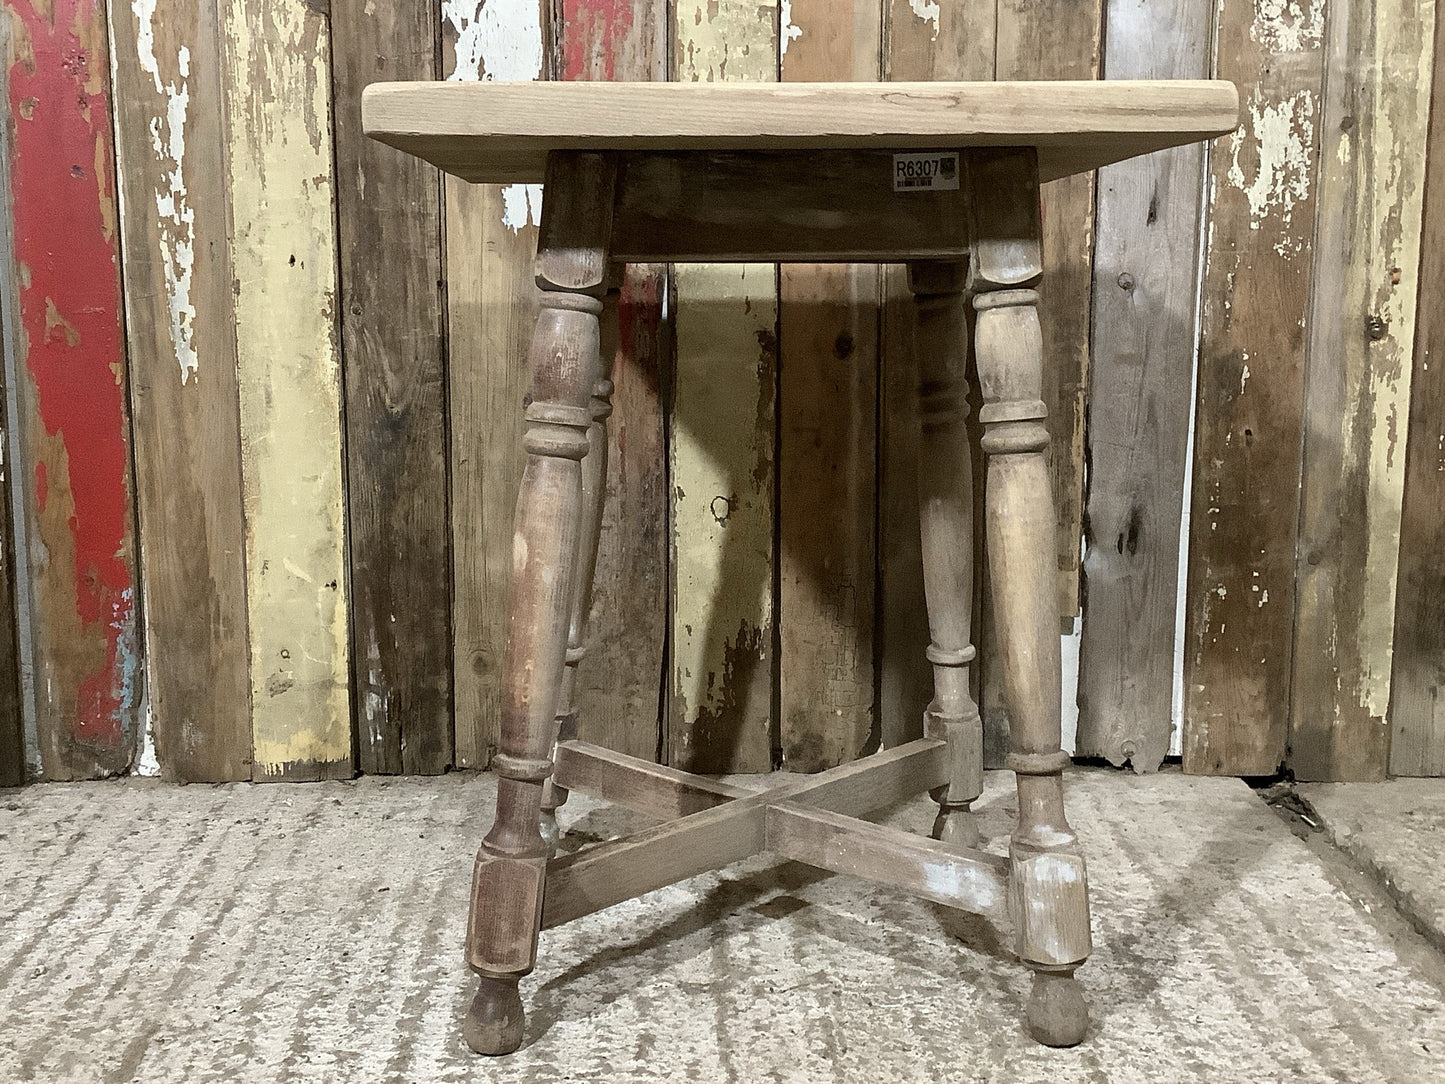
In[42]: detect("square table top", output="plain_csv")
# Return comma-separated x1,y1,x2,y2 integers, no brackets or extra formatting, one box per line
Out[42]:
362,80,1239,186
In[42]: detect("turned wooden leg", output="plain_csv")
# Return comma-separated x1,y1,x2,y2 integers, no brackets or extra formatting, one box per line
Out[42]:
465,152,615,1056
908,260,983,851
539,313,615,849
969,149,1091,1048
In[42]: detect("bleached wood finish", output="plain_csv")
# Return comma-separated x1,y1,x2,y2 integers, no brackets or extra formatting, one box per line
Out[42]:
970,149,1091,1048
377,85,1238,1059
908,261,983,848
363,79,1239,185
765,802,1010,921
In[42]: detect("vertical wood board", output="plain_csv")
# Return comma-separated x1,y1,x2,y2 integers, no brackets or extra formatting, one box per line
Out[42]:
0,50,24,786
4,0,139,779
562,0,670,762
1290,0,1435,781
222,0,350,781
776,0,879,772
877,0,995,752
1184,0,1325,776
332,0,452,775
444,0,546,770
994,0,1102,626
1076,0,1212,772
669,0,778,774
108,0,252,781
1390,0,1445,778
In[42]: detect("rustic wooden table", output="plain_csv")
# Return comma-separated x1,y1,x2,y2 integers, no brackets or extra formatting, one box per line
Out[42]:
364,79,1238,1056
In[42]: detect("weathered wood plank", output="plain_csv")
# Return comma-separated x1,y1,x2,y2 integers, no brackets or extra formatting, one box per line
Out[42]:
1075,0,1212,772
1389,2,1445,779
773,0,879,776
332,0,451,775
108,0,252,781
764,802,1009,918
668,0,778,774
4,0,139,779
1184,0,1325,776
995,0,1103,625
443,0,547,770
878,0,995,751
222,0,350,781
1290,0,1435,782
561,0,669,762
0,65,23,787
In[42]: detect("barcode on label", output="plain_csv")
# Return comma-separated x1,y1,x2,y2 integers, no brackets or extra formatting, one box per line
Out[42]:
893,152,960,192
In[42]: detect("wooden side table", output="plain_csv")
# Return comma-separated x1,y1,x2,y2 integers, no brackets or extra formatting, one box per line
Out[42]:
364,79,1238,1055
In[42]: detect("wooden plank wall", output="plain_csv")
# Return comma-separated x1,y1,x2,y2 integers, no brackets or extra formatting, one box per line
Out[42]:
2,0,1444,785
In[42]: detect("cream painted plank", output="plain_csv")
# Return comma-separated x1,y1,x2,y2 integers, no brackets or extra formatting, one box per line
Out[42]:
668,0,779,774
443,0,547,770
222,0,350,780
1291,0,1436,781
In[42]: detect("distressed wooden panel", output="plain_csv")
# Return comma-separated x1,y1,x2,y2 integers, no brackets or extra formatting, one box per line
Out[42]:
776,0,879,772
1392,1,1445,778
561,0,669,761
1184,0,1325,776
332,0,451,775
4,0,139,779
444,0,547,770
109,0,251,781
995,0,1102,625
222,0,350,781
668,0,778,774
1075,0,1212,772
1290,0,1435,782
878,0,995,751
0,71,22,787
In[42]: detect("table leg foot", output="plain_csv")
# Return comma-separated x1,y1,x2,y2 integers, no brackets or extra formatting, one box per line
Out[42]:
465,974,526,1056
1026,966,1088,1047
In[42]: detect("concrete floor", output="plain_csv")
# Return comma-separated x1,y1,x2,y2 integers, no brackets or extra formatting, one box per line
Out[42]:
2,768,1443,1083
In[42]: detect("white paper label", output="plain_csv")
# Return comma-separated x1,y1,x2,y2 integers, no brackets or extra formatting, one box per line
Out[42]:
893,151,960,192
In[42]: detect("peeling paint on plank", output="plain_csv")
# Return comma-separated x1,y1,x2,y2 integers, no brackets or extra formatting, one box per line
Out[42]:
1292,0,1436,781
222,0,350,780
4,0,140,779
1184,0,1325,776
670,2,778,774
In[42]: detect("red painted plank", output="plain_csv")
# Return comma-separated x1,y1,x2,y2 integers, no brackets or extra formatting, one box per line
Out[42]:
4,0,138,778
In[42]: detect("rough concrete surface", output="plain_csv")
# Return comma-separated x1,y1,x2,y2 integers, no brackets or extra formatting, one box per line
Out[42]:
2,768,1443,1083
1301,778,1445,953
